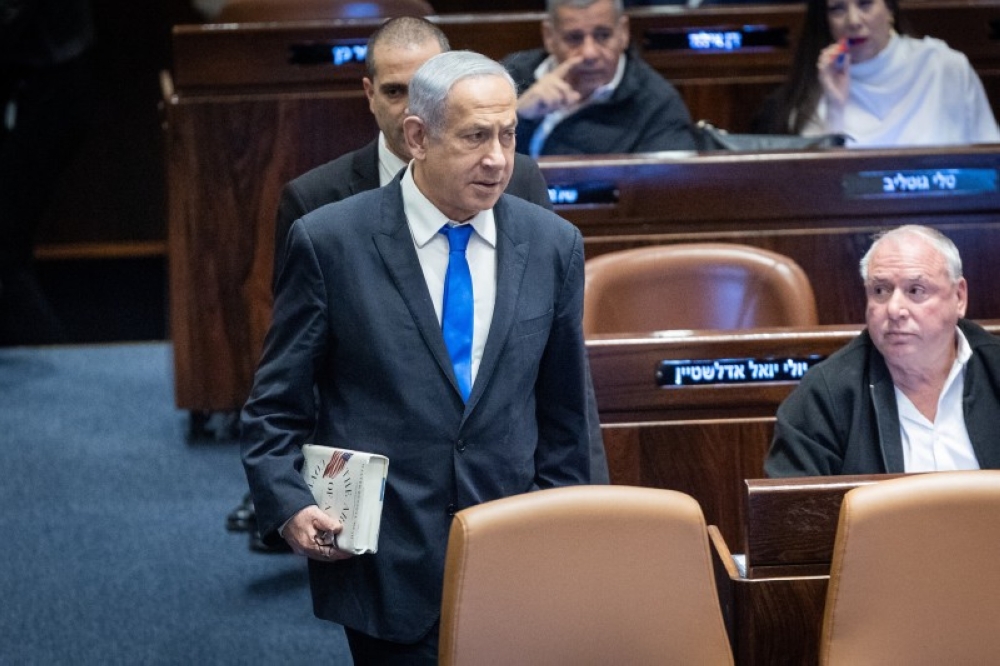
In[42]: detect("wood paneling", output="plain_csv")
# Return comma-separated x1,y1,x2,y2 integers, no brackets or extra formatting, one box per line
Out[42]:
541,146,1000,325
162,89,376,408
710,474,911,665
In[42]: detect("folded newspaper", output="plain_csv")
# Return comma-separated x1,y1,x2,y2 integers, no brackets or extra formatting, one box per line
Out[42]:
301,444,389,555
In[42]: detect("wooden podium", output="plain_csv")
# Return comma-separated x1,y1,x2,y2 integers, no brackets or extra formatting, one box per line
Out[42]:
709,474,907,665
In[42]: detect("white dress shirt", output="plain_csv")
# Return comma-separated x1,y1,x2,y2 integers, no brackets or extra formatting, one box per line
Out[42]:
400,165,497,387
377,132,409,186
897,328,980,472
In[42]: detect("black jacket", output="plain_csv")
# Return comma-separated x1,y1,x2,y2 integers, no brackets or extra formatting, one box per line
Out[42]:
766,319,1000,476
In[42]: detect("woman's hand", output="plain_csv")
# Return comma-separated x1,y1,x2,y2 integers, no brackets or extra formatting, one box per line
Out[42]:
817,39,851,131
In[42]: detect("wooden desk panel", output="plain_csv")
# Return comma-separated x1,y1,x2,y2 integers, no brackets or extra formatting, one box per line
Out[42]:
591,325,862,547
711,526,829,666
542,146,1000,325
162,86,376,409
588,325,863,423
710,473,910,665
743,474,906,577
605,419,774,548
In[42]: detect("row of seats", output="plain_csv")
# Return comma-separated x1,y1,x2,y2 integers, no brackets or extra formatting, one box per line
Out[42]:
583,243,819,336
438,471,1000,665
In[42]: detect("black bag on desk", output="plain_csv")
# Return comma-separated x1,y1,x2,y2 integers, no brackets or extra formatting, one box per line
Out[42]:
693,120,848,152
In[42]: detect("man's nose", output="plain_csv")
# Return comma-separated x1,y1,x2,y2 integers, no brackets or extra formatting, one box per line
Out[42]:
483,136,506,168
579,34,601,60
886,289,908,318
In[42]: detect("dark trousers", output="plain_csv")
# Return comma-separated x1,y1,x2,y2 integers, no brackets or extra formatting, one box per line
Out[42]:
344,621,439,666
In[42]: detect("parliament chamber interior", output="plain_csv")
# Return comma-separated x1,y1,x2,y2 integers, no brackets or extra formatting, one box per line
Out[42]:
16,0,1000,662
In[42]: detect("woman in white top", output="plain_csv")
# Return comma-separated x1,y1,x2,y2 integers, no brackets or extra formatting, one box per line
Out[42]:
755,0,999,147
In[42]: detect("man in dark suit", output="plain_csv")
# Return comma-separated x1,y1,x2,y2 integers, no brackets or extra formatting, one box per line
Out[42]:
229,17,608,550
241,50,594,664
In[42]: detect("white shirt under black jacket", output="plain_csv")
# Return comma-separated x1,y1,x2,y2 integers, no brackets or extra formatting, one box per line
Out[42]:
896,327,980,472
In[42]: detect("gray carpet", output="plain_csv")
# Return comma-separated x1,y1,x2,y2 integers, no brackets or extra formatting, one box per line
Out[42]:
0,342,351,665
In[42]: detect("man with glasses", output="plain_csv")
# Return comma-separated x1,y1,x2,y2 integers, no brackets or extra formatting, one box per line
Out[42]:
502,0,695,157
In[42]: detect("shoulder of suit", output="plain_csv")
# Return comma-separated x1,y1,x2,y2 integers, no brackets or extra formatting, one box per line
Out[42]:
286,151,357,197
298,184,385,229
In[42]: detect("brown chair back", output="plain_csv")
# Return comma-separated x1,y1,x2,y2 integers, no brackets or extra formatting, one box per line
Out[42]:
439,485,734,666
583,243,818,336
215,0,433,22
820,470,1000,665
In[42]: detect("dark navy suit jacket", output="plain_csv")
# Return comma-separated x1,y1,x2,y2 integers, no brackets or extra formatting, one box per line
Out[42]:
242,174,593,642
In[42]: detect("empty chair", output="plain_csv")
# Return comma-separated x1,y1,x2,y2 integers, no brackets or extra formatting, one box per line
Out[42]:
820,470,1000,665
583,243,818,335
439,485,734,666
215,0,433,22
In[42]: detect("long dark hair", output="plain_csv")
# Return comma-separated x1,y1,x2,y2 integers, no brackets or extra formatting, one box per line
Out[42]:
758,0,910,134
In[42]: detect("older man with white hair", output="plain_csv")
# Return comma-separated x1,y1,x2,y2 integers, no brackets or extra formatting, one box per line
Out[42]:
766,224,1000,476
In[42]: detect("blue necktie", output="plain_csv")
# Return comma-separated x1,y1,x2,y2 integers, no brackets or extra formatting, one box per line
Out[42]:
440,224,474,401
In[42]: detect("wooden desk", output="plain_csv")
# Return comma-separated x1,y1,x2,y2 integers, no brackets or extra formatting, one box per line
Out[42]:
708,474,904,665
542,145,1000,324
589,325,865,547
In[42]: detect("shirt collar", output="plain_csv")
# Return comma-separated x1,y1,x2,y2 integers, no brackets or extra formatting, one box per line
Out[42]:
954,325,972,367
400,165,497,248
377,131,410,187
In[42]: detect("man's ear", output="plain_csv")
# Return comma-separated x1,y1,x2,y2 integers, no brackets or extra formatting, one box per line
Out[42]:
618,14,630,51
542,19,556,54
402,115,427,160
362,77,376,112
957,277,969,318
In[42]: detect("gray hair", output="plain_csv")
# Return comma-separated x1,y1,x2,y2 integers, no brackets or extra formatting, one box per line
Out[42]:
407,50,516,138
365,16,450,80
859,225,963,283
546,0,623,23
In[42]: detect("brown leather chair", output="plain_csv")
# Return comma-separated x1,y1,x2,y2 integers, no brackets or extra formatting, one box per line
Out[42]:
439,485,734,666
583,243,818,336
215,0,433,22
820,470,1000,665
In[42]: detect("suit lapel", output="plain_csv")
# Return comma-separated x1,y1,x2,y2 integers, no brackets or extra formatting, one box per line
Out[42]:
371,178,461,397
467,196,529,411
350,140,380,196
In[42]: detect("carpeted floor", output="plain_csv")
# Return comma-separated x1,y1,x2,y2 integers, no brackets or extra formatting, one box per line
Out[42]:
0,342,351,665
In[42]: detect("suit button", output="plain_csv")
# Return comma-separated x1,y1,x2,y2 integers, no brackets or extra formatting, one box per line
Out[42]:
456,439,466,452
446,504,457,516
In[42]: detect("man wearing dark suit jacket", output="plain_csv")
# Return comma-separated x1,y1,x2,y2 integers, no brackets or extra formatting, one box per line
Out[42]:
241,51,594,664
230,17,608,552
